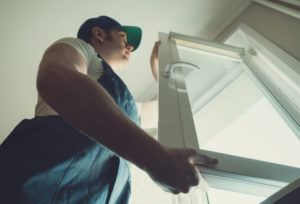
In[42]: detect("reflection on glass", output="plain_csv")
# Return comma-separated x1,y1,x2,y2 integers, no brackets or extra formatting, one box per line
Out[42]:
178,45,300,168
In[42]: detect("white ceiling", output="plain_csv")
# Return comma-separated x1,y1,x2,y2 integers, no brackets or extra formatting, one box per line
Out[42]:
0,0,251,142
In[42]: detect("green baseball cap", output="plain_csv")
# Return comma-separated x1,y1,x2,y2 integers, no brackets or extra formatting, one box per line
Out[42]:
77,16,142,51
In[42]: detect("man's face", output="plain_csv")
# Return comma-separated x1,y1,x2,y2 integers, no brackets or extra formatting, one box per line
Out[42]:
100,28,134,68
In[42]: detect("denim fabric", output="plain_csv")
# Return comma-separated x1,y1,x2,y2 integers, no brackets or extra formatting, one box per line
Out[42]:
98,58,140,126
0,58,139,204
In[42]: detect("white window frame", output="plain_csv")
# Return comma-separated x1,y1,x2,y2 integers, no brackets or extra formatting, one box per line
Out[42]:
254,0,300,20
224,23,300,136
158,25,300,201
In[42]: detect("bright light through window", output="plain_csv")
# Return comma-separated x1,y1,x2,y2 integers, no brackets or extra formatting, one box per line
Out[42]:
192,72,300,168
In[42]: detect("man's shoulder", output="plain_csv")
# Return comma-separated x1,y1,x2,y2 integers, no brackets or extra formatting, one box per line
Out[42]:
52,37,91,50
50,37,97,65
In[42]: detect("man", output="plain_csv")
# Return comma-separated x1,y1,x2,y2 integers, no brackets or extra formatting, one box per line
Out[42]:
0,16,217,203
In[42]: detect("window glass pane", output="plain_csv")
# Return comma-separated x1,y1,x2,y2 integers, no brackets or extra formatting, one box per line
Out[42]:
177,45,300,168
207,188,265,204
130,164,266,204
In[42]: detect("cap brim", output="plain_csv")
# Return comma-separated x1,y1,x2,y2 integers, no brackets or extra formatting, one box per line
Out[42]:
122,26,142,51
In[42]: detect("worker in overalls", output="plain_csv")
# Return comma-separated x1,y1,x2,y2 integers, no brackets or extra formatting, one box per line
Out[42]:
0,16,217,203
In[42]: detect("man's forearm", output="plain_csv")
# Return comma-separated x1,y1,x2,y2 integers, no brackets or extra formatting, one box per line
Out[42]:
37,66,167,170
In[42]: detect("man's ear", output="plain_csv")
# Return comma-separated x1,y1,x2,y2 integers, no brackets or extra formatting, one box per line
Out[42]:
91,27,105,43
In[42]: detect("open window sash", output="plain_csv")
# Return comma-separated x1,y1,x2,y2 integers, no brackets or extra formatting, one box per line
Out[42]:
158,31,300,200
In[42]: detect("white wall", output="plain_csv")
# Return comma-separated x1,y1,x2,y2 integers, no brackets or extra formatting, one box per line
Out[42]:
217,2,300,74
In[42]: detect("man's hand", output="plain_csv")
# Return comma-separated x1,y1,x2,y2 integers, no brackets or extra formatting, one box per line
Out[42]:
150,41,161,81
145,148,218,194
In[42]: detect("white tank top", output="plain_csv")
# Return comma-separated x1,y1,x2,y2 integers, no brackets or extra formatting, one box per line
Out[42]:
35,37,104,117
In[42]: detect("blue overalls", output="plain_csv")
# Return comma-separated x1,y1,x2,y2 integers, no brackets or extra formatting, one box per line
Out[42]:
0,57,140,204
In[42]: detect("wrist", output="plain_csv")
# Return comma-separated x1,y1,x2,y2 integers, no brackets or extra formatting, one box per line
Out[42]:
141,142,169,173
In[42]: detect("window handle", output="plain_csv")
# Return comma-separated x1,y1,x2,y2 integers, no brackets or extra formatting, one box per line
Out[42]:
164,61,200,78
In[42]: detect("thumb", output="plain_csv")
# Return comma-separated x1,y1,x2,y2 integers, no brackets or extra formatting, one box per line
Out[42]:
190,152,218,167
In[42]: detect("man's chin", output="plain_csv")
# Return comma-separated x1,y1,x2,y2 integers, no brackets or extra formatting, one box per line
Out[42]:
113,60,129,70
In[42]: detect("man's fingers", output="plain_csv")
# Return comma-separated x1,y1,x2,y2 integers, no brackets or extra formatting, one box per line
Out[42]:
153,41,161,52
157,40,161,46
190,152,218,167
155,40,161,46
186,166,200,186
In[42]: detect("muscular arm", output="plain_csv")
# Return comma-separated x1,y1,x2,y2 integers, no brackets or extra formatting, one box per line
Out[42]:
37,43,166,171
